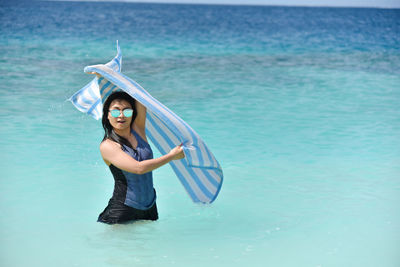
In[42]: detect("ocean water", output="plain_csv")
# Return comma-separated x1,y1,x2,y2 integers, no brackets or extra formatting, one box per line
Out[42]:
0,1,399,266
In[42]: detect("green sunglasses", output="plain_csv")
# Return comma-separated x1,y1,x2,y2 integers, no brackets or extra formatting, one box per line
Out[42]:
109,109,134,118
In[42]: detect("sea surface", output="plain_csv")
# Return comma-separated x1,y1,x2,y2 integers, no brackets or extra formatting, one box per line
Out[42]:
0,1,399,266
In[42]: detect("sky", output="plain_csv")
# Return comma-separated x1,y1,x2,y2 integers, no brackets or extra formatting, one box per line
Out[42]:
59,0,400,8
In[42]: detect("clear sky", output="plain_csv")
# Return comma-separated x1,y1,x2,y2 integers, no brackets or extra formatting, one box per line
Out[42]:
68,0,400,8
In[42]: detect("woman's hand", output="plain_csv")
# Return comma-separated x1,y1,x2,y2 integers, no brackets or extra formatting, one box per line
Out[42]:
88,71,101,78
169,144,185,160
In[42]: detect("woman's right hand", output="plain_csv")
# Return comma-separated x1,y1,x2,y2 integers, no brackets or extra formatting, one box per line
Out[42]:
169,144,185,160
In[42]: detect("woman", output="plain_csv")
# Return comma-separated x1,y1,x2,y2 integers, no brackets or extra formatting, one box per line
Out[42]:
97,90,185,224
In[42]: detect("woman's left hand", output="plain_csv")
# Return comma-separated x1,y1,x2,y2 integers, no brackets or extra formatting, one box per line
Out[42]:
88,72,101,77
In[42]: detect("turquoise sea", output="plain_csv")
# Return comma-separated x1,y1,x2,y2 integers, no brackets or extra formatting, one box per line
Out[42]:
0,1,399,266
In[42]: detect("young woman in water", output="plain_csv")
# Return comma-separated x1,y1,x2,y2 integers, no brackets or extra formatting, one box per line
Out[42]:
97,90,185,224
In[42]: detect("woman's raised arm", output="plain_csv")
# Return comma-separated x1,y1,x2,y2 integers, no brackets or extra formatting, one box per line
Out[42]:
134,100,147,131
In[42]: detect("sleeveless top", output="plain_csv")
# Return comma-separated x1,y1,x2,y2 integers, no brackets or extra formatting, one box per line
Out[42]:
108,129,156,210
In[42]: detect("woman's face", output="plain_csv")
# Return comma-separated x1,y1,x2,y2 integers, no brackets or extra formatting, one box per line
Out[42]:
107,99,133,131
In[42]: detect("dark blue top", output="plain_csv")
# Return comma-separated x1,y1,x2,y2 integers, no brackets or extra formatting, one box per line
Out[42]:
109,129,156,210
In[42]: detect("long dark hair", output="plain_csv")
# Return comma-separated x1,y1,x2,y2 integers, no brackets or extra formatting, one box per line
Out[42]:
102,91,137,149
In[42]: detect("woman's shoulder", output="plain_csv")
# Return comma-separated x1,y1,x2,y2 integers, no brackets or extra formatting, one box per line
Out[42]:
100,139,123,166
100,138,121,152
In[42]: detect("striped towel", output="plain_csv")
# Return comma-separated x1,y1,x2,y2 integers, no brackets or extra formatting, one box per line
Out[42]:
69,41,122,120
69,42,223,203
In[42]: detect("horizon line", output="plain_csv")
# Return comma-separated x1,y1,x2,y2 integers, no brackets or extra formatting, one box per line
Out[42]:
42,0,400,9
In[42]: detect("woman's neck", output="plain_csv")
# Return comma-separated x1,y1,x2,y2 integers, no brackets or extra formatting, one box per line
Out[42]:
113,127,131,139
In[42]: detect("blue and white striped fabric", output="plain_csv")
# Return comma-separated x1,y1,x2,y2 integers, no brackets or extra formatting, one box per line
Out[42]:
69,41,122,120
69,42,223,203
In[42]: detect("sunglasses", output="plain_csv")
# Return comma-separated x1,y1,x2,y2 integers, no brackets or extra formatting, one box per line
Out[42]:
109,109,134,118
